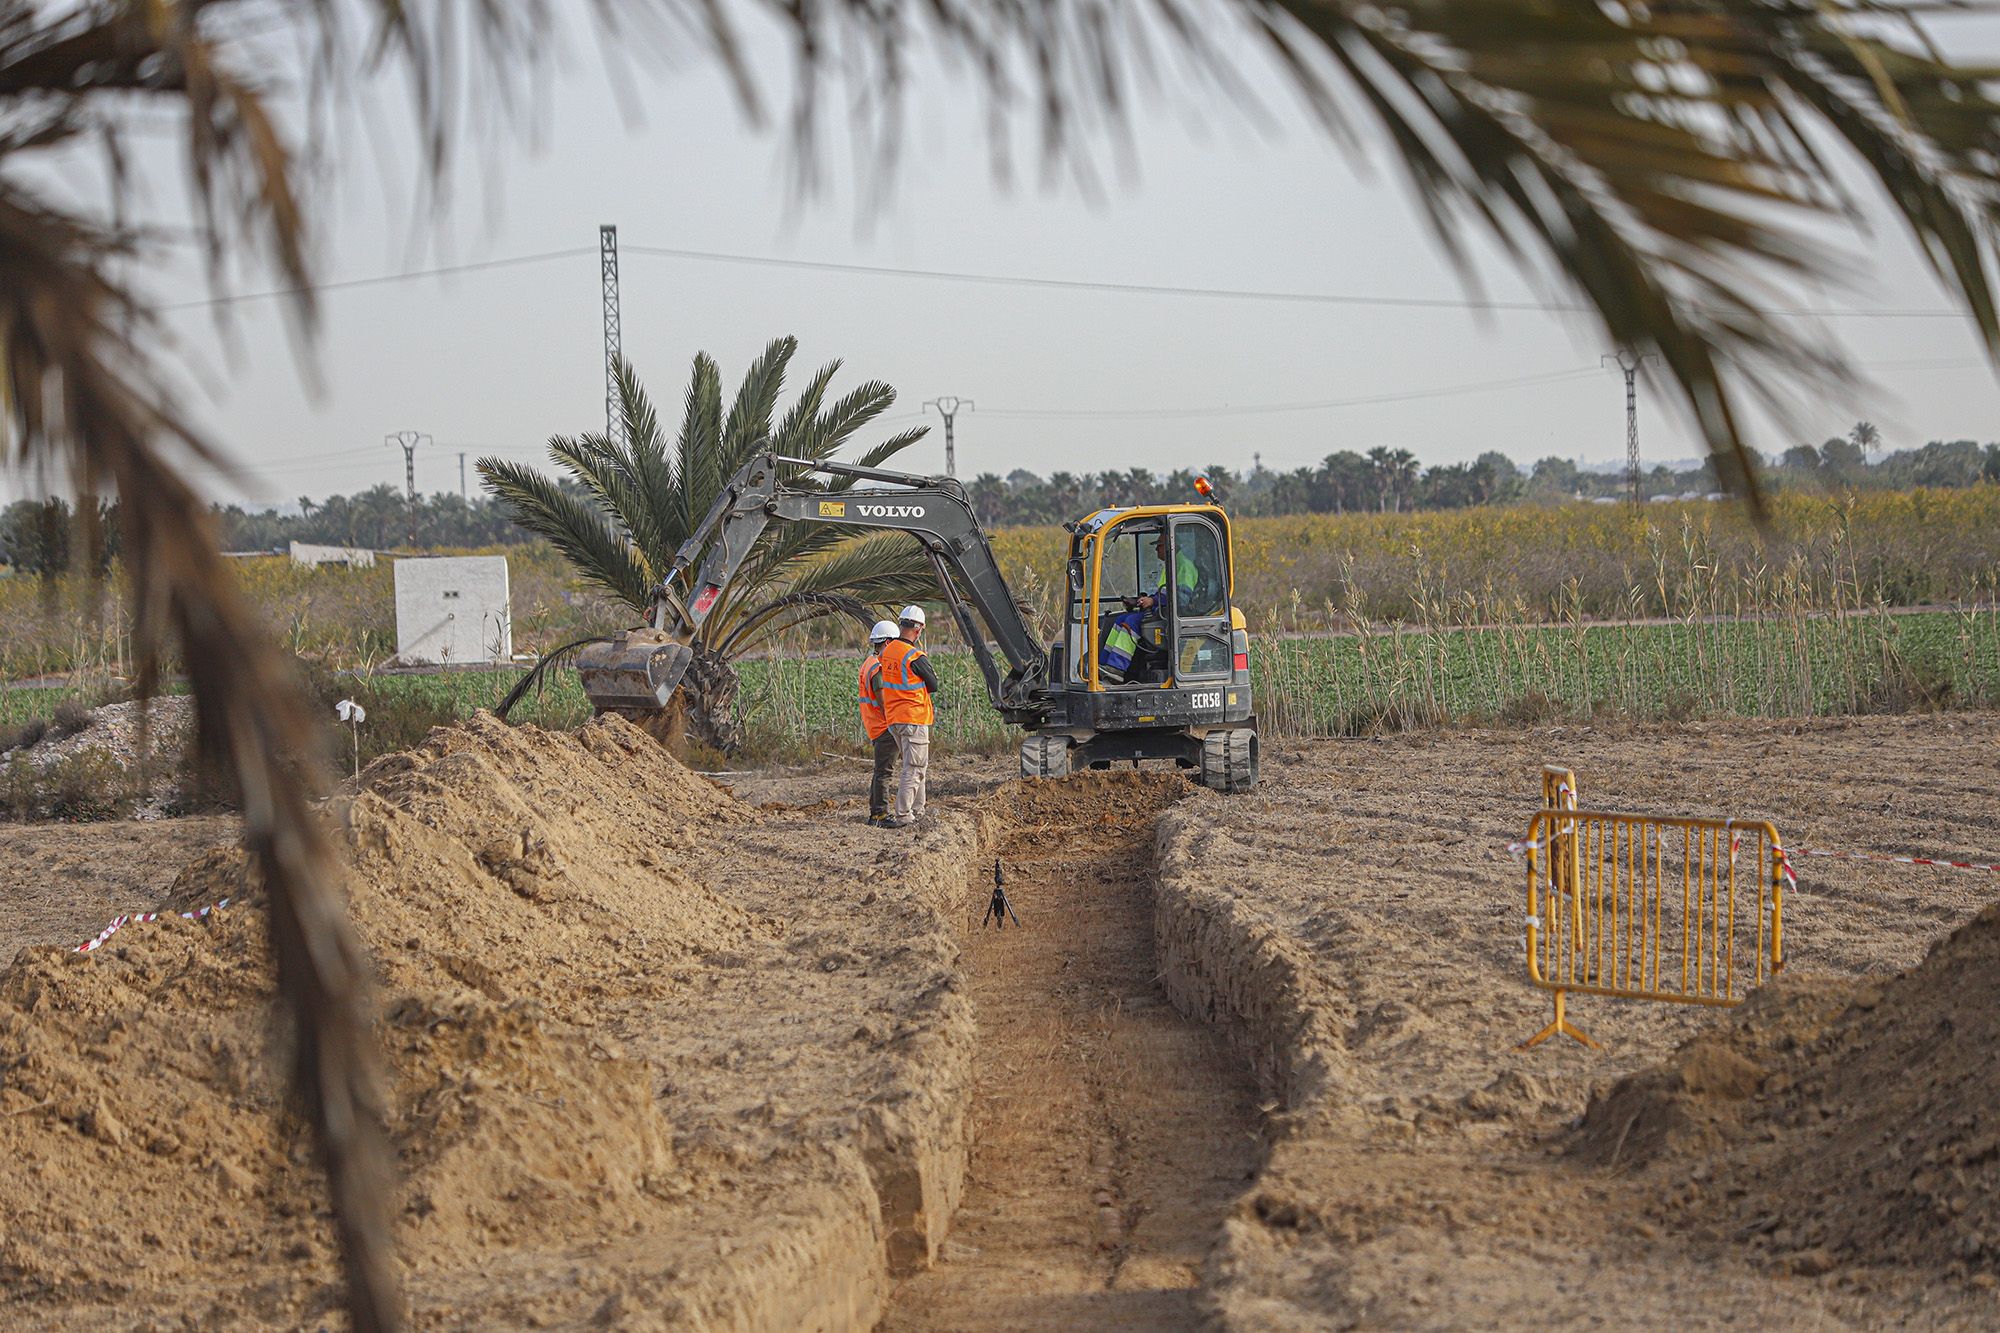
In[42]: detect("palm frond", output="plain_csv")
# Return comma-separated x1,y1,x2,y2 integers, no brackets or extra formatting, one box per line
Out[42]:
744,426,932,579
714,589,877,656
614,361,679,564
478,457,653,609
735,0,2000,509
675,352,724,544
0,10,413,1326
545,432,657,581
1263,0,2000,509
840,426,924,478
782,528,937,603
790,379,898,468
771,359,841,456
721,334,797,463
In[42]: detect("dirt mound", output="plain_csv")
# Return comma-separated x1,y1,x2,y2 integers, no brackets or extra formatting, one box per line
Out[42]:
2,696,196,817
1578,901,2000,1279
0,712,777,1323
979,767,1189,832
1566,979,1850,1170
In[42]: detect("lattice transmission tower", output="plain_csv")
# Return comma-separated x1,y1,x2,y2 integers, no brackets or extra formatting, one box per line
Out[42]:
601,225,623,446
1602,351,1656,505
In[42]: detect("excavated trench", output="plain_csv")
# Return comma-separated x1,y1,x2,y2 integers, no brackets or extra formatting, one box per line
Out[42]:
881,774,1263,1331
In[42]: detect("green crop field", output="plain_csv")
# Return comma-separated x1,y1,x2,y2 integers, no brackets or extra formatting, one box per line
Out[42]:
709,605,2000,753
5,603,1994,779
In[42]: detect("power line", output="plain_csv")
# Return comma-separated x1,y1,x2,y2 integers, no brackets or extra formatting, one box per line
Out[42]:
974,366,1600,421
152,246,597,313
145,237,1977,320
623,244,1967,321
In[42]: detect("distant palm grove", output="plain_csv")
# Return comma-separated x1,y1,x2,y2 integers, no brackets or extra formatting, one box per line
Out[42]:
0,423,1996,575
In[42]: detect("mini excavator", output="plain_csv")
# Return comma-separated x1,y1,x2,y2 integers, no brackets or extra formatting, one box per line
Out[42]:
576,452,1259,791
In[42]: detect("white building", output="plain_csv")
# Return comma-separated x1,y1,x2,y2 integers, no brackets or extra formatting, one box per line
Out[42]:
290,541,376,568
392,556,512,665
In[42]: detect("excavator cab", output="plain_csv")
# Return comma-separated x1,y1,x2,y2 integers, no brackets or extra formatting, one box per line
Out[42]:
1020,504,1257,791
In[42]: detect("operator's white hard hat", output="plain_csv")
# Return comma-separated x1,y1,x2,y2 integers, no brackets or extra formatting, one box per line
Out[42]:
899,605,927,624
869,619,899,642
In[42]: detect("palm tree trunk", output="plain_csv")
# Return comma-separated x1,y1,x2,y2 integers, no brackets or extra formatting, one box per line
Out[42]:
681,648,744,753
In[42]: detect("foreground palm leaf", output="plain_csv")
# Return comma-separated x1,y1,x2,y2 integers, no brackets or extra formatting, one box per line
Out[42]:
478,342,935,750
748,0,2000,513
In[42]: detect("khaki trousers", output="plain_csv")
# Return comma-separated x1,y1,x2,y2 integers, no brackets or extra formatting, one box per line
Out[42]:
868,731,899,819
888,722,930,820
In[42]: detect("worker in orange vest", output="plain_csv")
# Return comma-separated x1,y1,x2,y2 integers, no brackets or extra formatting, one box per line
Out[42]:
876,605,938,828
858,619,899,827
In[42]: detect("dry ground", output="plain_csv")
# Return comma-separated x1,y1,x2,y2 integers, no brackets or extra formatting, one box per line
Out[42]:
879,775,1261,1332
1,712,1997,1329
0,816,238,963
703,712,2000,1329
1165,712,2000,1329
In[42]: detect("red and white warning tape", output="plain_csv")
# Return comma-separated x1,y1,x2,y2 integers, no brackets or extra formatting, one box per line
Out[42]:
76,897,232,954
1791,846,2000,874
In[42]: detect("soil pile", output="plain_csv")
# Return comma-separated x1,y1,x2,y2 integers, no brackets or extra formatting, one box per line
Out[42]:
2,696,196,817
0,711,973,1327
1579,899,2000,1281
2,696,194,766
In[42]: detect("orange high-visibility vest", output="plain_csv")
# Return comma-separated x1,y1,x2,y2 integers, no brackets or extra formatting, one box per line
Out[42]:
877,638,934,726
857,653,888,740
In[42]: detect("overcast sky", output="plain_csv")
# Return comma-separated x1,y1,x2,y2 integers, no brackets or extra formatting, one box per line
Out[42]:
20,5,2000,507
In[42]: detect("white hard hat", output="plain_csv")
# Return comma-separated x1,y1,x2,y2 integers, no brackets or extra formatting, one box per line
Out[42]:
898,605,927,625
869,619,899,642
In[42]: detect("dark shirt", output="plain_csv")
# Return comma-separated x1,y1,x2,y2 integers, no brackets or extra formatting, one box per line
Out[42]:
908,649,940,694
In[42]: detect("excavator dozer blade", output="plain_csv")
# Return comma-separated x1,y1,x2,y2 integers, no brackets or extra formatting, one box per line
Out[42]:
577,631,693,713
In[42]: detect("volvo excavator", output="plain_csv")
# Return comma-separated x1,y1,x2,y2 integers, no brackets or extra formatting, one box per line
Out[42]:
575,451,1259,792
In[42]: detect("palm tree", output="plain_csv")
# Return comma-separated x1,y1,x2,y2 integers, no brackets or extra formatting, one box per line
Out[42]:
479,339,935,751
1851,421,1883,459
1386,449,1421,513
968,471,1008,527
1364,446,1396,512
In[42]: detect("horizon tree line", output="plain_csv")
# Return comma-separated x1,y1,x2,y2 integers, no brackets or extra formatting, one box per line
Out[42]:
4,423,1998,576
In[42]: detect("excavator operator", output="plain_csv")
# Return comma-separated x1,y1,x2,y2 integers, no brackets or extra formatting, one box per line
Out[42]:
1101,529,1195,684
1135,531,1198,615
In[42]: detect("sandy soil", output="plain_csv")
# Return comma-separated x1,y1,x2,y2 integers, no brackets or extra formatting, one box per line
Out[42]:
880,774,1261,1331
0,815,239,963
2,711,1997,1330
0,715,983,1328
1167,712,2000,1329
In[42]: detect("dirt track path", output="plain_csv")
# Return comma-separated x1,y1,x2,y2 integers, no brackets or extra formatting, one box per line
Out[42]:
881,777,1261,1331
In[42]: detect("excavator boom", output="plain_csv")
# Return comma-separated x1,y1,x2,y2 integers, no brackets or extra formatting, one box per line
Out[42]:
577,452,1049,717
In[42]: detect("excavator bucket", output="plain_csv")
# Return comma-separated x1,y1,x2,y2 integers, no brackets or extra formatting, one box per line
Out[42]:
577,630,694,713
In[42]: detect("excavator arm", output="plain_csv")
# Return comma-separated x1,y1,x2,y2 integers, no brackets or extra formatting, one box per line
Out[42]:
577,452,1051,720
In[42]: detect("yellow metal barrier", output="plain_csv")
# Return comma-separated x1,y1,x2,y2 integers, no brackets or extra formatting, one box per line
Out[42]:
1518,803,1787,1050
1540,766,1583,953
